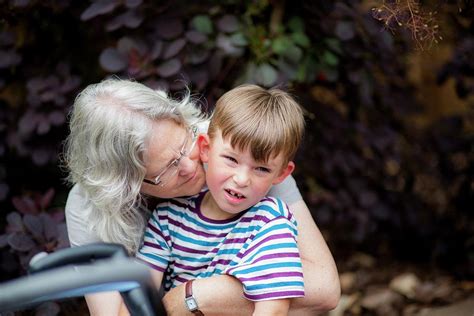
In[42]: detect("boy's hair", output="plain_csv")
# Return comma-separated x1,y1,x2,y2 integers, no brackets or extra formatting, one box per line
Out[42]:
208,84,305,165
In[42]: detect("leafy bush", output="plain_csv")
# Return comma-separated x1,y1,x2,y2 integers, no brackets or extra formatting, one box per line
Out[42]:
0,188,68,278
0,0,472,304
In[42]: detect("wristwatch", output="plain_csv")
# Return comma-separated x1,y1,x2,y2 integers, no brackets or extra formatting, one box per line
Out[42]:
185,279,204,315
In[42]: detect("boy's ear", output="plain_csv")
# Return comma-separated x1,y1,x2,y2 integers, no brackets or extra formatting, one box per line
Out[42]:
198,134,211,163
272,161,295,185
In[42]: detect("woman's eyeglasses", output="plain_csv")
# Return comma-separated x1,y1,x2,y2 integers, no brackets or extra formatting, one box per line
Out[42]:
143,125,198,187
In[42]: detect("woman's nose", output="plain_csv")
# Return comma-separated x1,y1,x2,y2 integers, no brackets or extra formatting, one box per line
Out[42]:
178,155,196,176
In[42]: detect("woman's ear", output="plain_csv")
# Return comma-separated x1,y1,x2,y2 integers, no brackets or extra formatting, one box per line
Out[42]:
198,134,210,163
272,161,295,185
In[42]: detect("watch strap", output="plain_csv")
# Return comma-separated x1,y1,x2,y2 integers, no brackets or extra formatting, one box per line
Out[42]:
185,280,204,316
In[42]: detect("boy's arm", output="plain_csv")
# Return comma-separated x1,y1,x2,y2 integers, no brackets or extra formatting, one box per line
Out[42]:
253,299,290,316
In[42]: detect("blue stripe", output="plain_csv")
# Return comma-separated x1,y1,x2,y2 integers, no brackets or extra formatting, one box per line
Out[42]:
156,206,238,230
230,261,302,275
253,223,296,242
144,232,169,250
140,252,169,266
163,227,221,247
244,243,299,263
245,281,304,291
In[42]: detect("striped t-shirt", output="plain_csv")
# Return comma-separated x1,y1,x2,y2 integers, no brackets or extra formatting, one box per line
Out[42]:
137,191,305,301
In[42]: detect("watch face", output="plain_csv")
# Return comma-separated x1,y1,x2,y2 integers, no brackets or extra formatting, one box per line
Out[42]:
185,297,198,311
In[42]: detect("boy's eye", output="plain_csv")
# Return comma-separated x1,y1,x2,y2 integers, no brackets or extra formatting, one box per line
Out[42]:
256,166,271,173
223,155,238,163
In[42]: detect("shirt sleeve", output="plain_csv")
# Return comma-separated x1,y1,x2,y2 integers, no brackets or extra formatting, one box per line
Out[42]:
136,208,172,272
224,216,305,301
268,175,303,206
65,184,101,247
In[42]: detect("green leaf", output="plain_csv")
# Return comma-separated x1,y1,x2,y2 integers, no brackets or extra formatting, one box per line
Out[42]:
284,45,303,63
191,15,213,35
322,51,339,66
255,63,278,87
272,36,292,55
288,16,304,32
230,32,248,47
291,32,310,47
325,38,342,54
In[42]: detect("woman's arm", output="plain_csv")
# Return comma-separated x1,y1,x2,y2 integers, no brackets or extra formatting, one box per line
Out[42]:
287,199,340,313
254,299,290,316
162,199,340,315
85,292,123,316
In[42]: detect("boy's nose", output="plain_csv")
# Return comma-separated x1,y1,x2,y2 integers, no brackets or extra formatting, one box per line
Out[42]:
233,169,250,187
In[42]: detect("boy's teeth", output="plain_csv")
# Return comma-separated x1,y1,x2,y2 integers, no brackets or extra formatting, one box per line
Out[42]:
227,189,244,198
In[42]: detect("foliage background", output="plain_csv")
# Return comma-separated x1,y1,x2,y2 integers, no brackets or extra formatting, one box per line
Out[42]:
0,0,472,314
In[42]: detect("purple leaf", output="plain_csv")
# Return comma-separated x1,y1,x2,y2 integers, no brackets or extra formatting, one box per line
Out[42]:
208,51,224,79
156,58,181,78
150,40,163,60
48,111,66,126
23,214,44,240
53,94,67,106
80,0,118,21
188,48,210,65
0,183,9,200
59,76,81,94
6,212,23,232
0,31,15,46
187,68,209,91
0,49,22,69
50,209,65,223
217,15,239,33
56,223,70,249
185,30,208,45
40,188,55,210
12,0,30,7
27,77,48,94
0,234,8,248
32,149,50,166
162,38,186,59
169,80,186,91
117,37,147,56
125,0,142,8
36,115,51,135
144,79,169,91
106,10,143,31
12,196,38,214
40,213,58,241
216,33,244,57
8,232,35,252
155,18,183,40
39,90,57,103
36,302,60,316
99,48,127,72
335,21,355,41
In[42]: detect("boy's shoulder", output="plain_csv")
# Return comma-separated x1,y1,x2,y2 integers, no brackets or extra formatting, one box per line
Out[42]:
154,193,201,213
249,196,293,222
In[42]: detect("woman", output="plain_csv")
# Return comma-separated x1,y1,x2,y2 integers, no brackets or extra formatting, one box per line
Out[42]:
64,79,340,315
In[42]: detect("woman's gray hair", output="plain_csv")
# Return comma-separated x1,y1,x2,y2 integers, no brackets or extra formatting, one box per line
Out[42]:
64,78,203,254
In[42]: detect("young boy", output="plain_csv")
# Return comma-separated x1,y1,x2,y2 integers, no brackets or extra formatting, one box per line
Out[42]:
137,84,306,315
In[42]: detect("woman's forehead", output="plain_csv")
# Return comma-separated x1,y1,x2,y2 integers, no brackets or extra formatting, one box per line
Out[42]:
144,121,187,169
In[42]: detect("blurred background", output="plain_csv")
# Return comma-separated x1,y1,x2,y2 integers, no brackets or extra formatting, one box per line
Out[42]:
0,0,472,315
